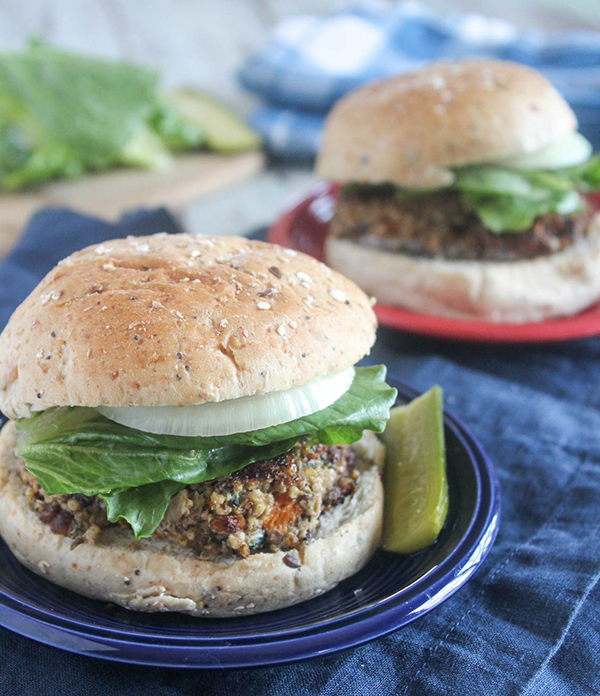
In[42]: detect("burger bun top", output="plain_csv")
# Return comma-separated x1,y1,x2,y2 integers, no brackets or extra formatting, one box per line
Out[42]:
0,234,376,419
316,59,577,189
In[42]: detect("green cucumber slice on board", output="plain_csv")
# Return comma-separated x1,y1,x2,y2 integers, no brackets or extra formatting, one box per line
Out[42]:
166,90,261,153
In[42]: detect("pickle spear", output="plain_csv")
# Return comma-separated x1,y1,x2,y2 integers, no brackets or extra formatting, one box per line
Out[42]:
380,386,449,554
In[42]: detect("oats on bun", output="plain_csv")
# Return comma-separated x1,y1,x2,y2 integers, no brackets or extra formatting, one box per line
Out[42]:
317,59,600,323
0,233,396,617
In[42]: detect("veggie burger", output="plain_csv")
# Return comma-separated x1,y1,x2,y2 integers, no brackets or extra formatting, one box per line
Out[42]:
0,234,396,616
317,59,600,323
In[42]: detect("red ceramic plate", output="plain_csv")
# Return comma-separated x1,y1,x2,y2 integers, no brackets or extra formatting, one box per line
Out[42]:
268,182,600,343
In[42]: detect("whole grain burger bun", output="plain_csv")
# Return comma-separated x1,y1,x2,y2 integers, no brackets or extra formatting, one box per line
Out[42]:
0,423,384,617
316,59,577,189
0,234,376,420
327,215,600,323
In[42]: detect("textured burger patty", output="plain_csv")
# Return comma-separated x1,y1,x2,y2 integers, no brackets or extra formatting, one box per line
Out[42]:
19,467,124,546
17,440,358,561
330,187,593,262
158,440,358,561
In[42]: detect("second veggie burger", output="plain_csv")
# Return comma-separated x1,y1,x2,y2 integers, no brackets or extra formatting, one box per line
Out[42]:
317,59,600,323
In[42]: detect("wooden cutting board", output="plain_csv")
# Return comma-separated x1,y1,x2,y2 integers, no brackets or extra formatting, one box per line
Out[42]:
0,149,265,257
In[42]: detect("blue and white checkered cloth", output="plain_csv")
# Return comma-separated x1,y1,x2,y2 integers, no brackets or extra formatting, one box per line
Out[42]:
238,1,600,159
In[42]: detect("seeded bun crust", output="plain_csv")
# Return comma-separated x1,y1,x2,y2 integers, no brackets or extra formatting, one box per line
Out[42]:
326,214,600,323
0,234,376,420
0,423,384,617
316,59,577,189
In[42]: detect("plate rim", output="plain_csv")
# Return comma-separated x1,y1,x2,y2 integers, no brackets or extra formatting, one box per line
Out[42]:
0,377,501,668
268,183,600,343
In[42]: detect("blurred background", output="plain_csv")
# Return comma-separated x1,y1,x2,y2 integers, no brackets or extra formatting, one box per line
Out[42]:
1,0,599,247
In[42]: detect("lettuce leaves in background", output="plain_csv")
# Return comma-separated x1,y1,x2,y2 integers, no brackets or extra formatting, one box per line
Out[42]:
149,100,206,153
345,156,600,234
0,44,162,188
15,366,397,537
0,43,258,190
452,158,600,232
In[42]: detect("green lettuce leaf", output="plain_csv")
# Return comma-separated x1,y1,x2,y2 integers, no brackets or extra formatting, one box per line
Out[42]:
345,156,599,234
453,166,553,200
0,45,159,177
15,396,310,496
460,189,582,233
0,45,168,189
119,123,172,171
15,366,396,537
452,164,587,231
0,44,260,189
101,480,185,538
560,154,600,191
0,140,93,190
149,101,205,152
446,162,595,232
0,121,30,179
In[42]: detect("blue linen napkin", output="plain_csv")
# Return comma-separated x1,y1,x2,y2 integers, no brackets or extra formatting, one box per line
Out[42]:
1,209,600,694
238,1,600,158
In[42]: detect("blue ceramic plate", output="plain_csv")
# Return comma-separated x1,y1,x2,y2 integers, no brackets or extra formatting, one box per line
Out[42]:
0,377,500,668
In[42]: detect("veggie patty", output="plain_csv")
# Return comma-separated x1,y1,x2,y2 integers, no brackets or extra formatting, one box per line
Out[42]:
17,439,358,561
331,187,593,262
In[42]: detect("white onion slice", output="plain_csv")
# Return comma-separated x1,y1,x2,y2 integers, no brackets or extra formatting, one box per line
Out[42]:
97,367,355,437
497,132,592,171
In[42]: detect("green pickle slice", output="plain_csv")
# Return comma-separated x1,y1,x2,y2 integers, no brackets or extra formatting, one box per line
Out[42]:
167,90,261,153
380,386,449,554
